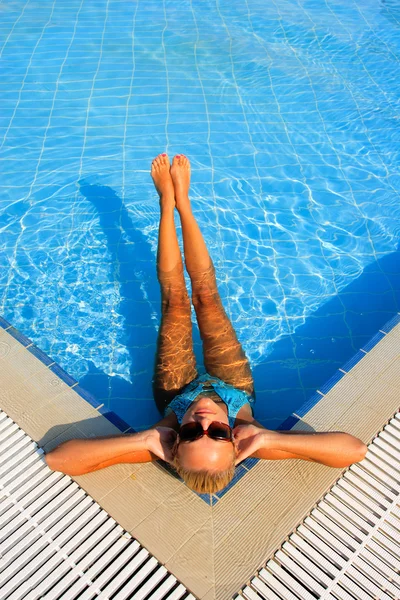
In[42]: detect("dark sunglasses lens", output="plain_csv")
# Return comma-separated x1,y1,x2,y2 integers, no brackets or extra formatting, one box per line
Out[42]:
208,422,232,440
179,422,202,441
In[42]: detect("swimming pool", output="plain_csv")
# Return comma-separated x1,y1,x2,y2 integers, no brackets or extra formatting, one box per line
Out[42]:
1,0,399,432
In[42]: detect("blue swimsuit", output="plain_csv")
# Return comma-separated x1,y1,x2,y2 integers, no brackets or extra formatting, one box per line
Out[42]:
164,373,255,428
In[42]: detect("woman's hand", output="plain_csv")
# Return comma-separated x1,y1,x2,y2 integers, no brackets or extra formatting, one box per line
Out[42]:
233,424,272,465
146,427,178,463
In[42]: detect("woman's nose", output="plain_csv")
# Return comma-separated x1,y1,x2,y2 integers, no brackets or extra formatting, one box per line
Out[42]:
194,415,211,429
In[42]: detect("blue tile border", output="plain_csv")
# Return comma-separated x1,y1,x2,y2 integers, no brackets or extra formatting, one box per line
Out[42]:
198,493,213,505
0,316,12,329
284,312,400,429
241,456,260,470
1,310,399,504
0,315,131,448
6,326,33,347
73,384,103,410
49,363,78,387
295,392,324,419
98,409,132,433
361,330,386,352
27,344,55,366
341,350,366,373
276,414,301,431
318,370,346,395
380,313,400,333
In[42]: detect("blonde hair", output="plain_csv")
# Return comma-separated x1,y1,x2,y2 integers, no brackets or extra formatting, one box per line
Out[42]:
170,438,237,494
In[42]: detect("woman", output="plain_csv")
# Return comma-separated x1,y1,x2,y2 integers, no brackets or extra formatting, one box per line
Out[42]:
45,154,367,493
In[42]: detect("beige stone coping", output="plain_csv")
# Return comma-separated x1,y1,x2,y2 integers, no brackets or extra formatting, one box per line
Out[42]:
0,322,399,599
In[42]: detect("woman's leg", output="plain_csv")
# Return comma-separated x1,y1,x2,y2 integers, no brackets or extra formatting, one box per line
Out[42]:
150,154,197,413
170,154,254,395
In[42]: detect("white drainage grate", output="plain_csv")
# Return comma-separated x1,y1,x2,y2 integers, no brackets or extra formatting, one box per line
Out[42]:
2,406,400,600
241,411,400,600
0,410,194,600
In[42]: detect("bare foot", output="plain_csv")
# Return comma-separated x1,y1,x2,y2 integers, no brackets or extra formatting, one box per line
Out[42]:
151,154,175,209
170,154,191,213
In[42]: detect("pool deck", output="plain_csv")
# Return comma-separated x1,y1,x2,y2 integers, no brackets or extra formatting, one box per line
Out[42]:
0,315,399,599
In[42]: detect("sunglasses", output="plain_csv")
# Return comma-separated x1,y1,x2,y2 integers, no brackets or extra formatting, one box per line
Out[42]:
178,421,233,443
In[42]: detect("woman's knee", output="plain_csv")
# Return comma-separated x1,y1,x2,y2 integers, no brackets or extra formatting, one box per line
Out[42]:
191,289,221,309
162,288,191,310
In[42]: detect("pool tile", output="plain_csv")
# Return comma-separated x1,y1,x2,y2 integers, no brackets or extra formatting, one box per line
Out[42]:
198,493,213,505
296,392,324,418
318,370,346,395
49,363,78,387
361,331,386,353
299,361,344,391
277,414,300,431
123,426,135,434
101,410,131,432
241,457,260,470
72,384,103,410
0,316,12,329
380,313,400,334
27,344,55,367
341,350,366,373
5,326,32,347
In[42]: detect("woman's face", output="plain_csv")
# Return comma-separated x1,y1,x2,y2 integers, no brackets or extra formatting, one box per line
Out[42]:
177,396,237,470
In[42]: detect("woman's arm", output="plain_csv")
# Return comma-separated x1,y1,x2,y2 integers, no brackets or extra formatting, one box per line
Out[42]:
253,429,367,467
45,430,157,475
45,413,179,476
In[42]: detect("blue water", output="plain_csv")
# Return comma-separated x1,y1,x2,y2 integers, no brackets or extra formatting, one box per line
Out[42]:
1,0,399,431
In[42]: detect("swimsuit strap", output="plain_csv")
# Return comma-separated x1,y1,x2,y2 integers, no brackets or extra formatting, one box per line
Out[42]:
164,373,255,427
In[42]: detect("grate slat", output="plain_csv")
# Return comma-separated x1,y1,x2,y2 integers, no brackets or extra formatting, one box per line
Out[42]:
108,557,160,600
0,481,84,555
335,476,387,516
280,541,332,587
356,547,400,586
246,581,281,599
367,538,400,572
23,512,113,600
252,571,299,600
41,525,127,599
146,576,181,600
288,532,342,578
274,548,326,596
345,464,396,503
351,556,400,597
373,436,400,464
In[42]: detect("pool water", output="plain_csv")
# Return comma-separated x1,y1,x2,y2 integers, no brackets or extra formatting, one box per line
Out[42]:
1,0,399,431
